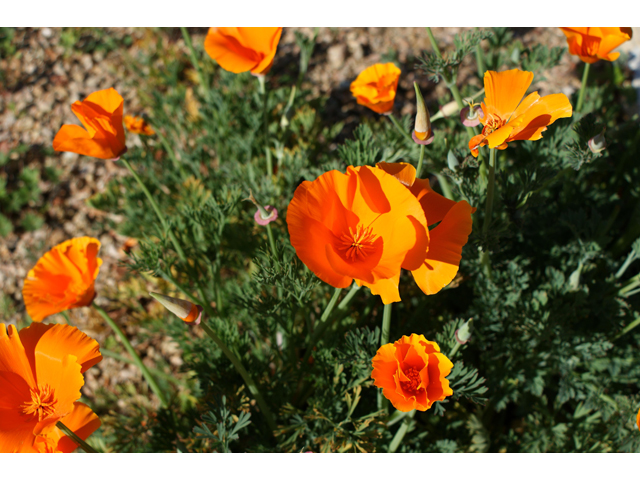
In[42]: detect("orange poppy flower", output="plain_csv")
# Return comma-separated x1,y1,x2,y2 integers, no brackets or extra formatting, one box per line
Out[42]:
22,237,102,322
0,322,102,452
637,406,640,431
468,69,573,158
286,165,429,305
377,162,474,295
350,63,401,114
53,88,127,161
124,115,155,135
371,334,453,412
204,27,283,75
560,28,633,64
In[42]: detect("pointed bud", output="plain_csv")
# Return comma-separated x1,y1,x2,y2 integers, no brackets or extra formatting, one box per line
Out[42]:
150,292,203,325
447,150,460,171
412,82,434,146
455,319,473,345
588,129,606,154
246,190,278,226
460,102,482,127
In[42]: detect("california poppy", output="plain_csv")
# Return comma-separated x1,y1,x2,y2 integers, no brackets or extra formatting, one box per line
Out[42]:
204,27,283,75
149,292,203,325
53,88,127,161
124,115,155,135
350,63,401,114
371,334,453,412
468,69,572,158
560,28,633,63
0,322,102,452
377,162,474,295
287,166,429,304
22,237,102,322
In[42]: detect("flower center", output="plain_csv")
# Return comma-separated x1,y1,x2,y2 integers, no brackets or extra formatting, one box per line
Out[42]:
338,224,377,261
20,385,57,421
400,367,422,395
481,112,506,136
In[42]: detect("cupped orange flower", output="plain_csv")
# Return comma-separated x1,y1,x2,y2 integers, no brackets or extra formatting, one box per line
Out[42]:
53,88,126,161
350,63,401,114
560,27,633,64
0,323,102,452
286,166,429,304
377,162,474,296
468,69,573,158
124,115,155,136
22,237,102,322
637,406,640,431
204,27,283,75
372,334,453,412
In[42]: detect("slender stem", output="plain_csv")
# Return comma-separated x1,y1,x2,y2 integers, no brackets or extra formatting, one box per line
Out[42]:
258,75,273,178
619,272,640,295
120,158,187,262
60,310,71,325
612,316,640,341
377,303,393,411
622,287,640,298
435,173,454,200
180,27,210,101
425,27,443,59
616,251,637,279
474,27,486,78
449,342,462,359
416,144,425,177
388,410,415,453
101,348,183,385
337,282,361,310
480,148,497,278
266,223,278,262
56,421,97,453
93,303,169,408
388,113,413,144
576,62,591,114
200,320,276,433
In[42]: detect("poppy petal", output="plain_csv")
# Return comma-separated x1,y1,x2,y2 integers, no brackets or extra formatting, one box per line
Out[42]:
483,69,534,120
508,93,573,142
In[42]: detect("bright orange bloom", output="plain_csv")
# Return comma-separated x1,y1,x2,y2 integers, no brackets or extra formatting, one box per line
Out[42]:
22,237,102,322
0,323,102,452
350,63,401,114
560,28,633,63
53,88,127,161
124,115,155,135
372,334,453,412
204,27,283,75
286,166,429,304
377,162,474,295
468,69,573,158
637,406,640,431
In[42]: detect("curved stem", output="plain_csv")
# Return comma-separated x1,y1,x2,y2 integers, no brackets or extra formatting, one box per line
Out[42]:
200,320,276,433
416,144,425,177
576,62,590,113
56,421,98,453
480,148,497,278
93,303,169,408
388,113,413,144
388,410,415,453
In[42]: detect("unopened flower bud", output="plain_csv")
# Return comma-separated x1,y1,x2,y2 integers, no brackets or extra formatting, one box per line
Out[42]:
412,82,434,146
588,129,606,154
150,292,203,325
460,102,482,127
447,150,460,171
246,190,278,226
455,319,473,345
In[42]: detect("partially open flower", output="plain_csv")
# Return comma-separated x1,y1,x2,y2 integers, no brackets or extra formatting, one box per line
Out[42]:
0,323,102,452
560,27,633,64
204,27,283,75
150,292,203,325
588,129,607,154
460,102,482,127
22,237,102,322
53,88,126,161
412,82,434,145
372,334,453,412
350,63,401,115
124,115,155,135
246,191,278,226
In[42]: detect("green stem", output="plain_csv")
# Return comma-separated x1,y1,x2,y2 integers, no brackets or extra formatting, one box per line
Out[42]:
60,310,72,325
619,272,640,295
307,288,342,348
120,158,187,262
449,342,462,359
266,223,278,262
480,148,497,278
616,251,637,279
435,173,454,200
388,410,415,453
92,303,169,408
258,75,273,178
200,320,276,433
101,349,183,386
474,27,486,78
377,303,393,411
576,62,590,114
425,27,443,59
612,316,640,341
337,282,361,310
388,113,413,144
416,144,425,177
56,421,98,453
180,27,211,101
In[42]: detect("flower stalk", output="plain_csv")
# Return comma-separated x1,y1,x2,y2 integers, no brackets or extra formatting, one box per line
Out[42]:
56,421,98,453
180,27,211,102
388,113,413,143
377,303,393,411
576,62,591,113
480,148,497,277
258,75,273,178
388,410,415,453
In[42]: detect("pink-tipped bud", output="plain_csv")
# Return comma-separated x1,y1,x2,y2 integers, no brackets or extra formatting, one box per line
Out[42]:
246,190,278,226
461,103,482,127
588,130,606,154
413,82,434,146
455,319,473,345
150,292,203,325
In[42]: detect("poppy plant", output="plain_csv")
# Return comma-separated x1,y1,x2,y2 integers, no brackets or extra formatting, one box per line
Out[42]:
468,69,572,158
371,334,453,412
560,28,633,63
286,165,429,304
22,237,102,322
377,162,474,295
204,27,283,75
53,88,127,161
350,63,401,114
124,115,155,135
0,323,102,452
